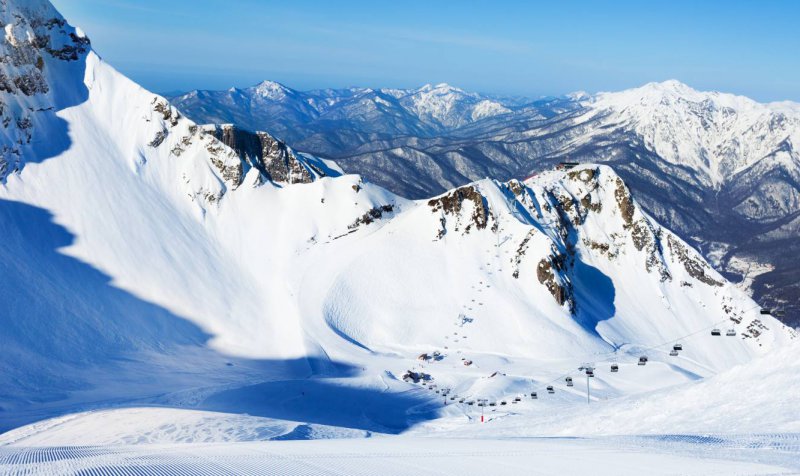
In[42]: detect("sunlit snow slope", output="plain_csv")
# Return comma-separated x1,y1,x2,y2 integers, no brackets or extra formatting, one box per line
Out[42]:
0,0,795,439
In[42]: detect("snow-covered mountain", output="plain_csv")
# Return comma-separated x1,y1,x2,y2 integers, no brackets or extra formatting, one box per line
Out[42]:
1,0,797,449
172,80,800,328
170,81,531,148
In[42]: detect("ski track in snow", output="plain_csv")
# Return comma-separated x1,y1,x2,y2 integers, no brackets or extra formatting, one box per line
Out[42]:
1,435,799,475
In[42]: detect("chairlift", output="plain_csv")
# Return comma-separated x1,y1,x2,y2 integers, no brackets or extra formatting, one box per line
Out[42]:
587,369,595,377
610,364,619,372
547,386,555,394
500,401,507,406
489,402,497,407
760,308,771,315
531,392,538,399
673,344,683,351
726,329,736,336
514,396,521,402
669,350,679,356
638,356,648,366
566,377,574,387
711,328,721,336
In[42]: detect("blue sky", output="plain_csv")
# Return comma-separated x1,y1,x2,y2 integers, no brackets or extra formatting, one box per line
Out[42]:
51,0,799,101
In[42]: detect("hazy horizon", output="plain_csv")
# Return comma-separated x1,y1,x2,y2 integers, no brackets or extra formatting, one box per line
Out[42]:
50,0,799,102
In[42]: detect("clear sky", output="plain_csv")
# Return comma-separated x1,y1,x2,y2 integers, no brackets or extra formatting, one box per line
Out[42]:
51,0,799,101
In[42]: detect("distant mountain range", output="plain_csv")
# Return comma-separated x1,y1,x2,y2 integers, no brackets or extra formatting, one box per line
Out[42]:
170,80,800,327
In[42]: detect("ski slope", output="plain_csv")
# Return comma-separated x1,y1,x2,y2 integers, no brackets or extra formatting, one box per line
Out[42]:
1,436,799,476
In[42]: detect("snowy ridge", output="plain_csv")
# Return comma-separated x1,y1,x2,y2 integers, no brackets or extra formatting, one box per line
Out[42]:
589,80,800,186
170,80,517,141
201,123,342,186
171,78,800,327
398,82,512,129
0,0,90,181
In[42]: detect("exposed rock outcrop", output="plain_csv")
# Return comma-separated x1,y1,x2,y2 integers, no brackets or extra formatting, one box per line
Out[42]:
0,0,91,182
348,204,395,230
536,256,570,306
428,185,493,238
206,124,327,186
666,234,723,287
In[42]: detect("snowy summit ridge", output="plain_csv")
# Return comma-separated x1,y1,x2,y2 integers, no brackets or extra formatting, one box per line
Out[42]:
591,79,800,186
170,76,800,328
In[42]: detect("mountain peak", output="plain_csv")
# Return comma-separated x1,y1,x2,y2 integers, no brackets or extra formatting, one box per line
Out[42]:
418,83,465,94
596,79,761,113
645,79,696,94
251,80,292,99
611,79,705,103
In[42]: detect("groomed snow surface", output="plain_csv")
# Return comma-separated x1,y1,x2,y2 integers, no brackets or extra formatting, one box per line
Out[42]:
3,435,800,476
2,343,799,474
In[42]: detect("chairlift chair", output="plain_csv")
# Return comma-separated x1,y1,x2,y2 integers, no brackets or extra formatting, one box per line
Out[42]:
726,329,736,336
673,344,683,351
760,308,771,315
547,386,555,394
566,377,574,387
531,392,538,399
711,328,721,336
638,356,648,366
610,364,619,372
669,350,679,356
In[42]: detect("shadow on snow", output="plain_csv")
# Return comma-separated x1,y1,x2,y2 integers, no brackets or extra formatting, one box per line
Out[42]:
570,256,616,337
0,199,438,435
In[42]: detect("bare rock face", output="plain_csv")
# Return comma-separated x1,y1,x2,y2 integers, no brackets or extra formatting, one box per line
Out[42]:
0,0,91,182
259,131,314,184
536,253,572,308
348,204,394,230
512,229,536,279
206,124,326,186
437,166,726,311
613,177,636,226
666,234,723,287
428,185,493,238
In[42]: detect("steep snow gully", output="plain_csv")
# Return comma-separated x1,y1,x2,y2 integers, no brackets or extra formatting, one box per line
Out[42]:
0,1,798,472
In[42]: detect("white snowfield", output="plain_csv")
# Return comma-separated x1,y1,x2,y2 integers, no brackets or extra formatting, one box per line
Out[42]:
1,0,799,473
